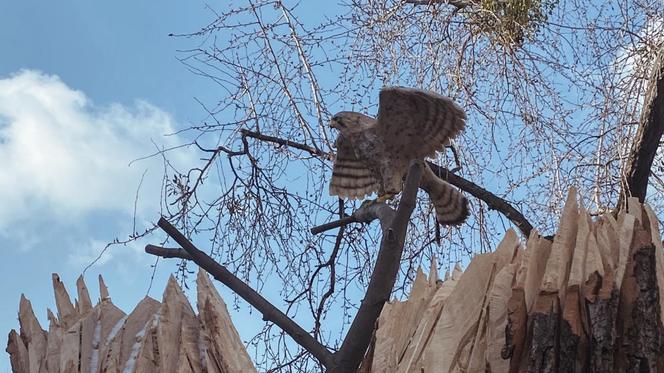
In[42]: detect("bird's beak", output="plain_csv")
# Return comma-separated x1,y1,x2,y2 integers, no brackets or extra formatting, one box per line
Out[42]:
329,118,339,130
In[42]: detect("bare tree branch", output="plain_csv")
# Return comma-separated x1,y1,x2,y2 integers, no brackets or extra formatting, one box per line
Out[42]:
310,159,534,238
147,218,335,368
241,129,333,160
310,216,357,235
427,162,534,237
145,245,193,260
331,160,424,372
147,161,424,372
618,47,664,208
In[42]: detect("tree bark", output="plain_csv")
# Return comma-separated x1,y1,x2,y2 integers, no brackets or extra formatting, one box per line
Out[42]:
617,47,664,208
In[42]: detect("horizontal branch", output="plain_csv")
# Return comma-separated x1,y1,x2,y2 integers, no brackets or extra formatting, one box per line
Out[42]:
241,129,333,160
310,203,396,235
310,216,356,235
149,218,334,368
145,245,193,260
427,161,534,237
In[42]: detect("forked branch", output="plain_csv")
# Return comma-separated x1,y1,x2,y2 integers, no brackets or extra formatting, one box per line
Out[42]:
146,161,424,372
311,161,534,238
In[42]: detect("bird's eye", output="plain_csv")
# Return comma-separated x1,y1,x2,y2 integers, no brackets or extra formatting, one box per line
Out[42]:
333,116,345,127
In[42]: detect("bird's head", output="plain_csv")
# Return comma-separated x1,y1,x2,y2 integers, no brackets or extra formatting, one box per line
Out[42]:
329,111,373,135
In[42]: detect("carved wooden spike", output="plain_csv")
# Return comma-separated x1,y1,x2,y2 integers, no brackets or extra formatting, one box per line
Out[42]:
92,297,126,372
568,205,590,288
615,213,636,288
396,267,460,372
419,253,497,372
595,217,617,275
45,308,62,373
524,231,552,313
157,275,203,373
486,260,520,372
77,275,93,315
541,187,578,301
643,204,664,320
559,207,591,371
466,229,519,371
371,300,405,371
98,274,110,301
131,313,161,372
18,294,48,373
52,273,78,329
585,221,604,283
101,296,159,371
6,330,29,373
196,270,257,373
59,319,81,373
78,309,98,373
428,256,438,286
393,268,436,360
627,196,644,225
369,268,439,371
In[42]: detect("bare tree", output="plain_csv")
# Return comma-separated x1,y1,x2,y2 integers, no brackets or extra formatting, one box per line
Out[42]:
139,0,663,371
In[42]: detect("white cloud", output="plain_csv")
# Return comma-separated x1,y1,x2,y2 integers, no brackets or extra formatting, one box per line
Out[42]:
0,70,192,233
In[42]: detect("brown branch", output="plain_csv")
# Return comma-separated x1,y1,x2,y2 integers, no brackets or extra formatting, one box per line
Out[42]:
145,244,193,260
427,161,534,237
617,47,664,208
331,160,424,372
242,129,533,238
312,161,534,238
310,216,357,235
148,217,335,368
241,129,333,160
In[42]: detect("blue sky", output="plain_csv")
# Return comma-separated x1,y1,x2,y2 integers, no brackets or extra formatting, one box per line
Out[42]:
6,1,655,371
0,1,276,370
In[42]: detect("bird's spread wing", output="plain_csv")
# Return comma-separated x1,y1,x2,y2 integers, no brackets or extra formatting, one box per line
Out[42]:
372,87,466,160
329,134,379,199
